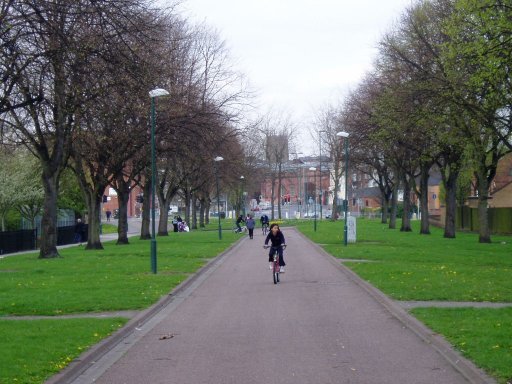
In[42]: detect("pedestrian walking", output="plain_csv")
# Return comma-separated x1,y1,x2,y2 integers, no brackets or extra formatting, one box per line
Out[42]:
172,216,178,232
74,218,85,245
246,215,255,239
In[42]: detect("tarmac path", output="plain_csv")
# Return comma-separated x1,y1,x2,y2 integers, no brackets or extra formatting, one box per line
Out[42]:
60,227,493,384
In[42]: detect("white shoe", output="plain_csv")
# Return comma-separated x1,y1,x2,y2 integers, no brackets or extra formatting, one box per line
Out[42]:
279,266,285,273
269,263,273,270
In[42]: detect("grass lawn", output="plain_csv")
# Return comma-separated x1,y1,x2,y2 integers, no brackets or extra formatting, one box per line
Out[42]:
412,307,512,384
0,227,240,383
0,318,127,384
297,219,512,383
1,218,511,383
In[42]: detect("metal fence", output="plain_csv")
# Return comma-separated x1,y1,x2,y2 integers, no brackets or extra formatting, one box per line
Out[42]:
0,224,88,255
0,229,37,255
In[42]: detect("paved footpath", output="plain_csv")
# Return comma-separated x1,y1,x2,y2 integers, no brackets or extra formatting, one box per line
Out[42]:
49,227,494,384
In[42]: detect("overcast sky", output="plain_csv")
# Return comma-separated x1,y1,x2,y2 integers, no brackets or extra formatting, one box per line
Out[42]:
174,0,413,154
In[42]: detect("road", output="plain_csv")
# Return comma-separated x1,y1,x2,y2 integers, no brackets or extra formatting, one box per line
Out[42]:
66,227,491,384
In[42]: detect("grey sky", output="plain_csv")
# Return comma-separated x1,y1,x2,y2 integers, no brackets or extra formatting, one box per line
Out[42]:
177,0,412,153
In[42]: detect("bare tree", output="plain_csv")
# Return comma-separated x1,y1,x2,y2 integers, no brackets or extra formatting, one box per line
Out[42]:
0,0,166,257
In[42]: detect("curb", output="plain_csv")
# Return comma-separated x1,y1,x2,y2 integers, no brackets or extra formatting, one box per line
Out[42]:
295,229,496,384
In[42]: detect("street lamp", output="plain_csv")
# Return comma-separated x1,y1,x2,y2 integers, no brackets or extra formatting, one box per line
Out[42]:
240,175,245,217
214,156,224,240
336,131,349,246
309,167,317,231
149,87,169,274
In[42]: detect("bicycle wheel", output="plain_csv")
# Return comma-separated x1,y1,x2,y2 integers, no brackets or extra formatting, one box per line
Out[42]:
273,252,279,284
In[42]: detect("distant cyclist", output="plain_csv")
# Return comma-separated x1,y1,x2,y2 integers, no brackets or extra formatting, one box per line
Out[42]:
260,213,269,234
264,223,286,272
235,214,245,233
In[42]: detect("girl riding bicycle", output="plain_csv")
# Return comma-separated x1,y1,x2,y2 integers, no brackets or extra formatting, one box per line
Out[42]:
264,223,286,272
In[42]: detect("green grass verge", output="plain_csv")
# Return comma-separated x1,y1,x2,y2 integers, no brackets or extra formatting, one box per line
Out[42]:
296,218,512,383
298,219,512,302
0,318,127,384
412,307,512,384
0,229,239,383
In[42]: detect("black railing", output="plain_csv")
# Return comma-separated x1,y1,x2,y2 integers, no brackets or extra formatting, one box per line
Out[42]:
0,229,37,255
0,225,89,255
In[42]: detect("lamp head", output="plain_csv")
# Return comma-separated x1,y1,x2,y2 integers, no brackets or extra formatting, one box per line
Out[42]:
149,88,170,98
336,131,349,138
214,156,224,162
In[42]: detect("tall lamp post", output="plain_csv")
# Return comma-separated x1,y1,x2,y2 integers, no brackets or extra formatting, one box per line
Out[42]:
149,88,169,274
336,131,349,246
240,175,245,217
214,156,224,240
309,167,317,231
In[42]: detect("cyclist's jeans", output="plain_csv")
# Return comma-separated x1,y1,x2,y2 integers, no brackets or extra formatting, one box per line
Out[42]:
268,247,285,266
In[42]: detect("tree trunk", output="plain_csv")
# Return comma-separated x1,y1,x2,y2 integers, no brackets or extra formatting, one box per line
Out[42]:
400,175,412,232
331,169,341,222
270,176,276,221
443,168,458,239
389,177,399,230
381,196,389,224
379,185,391,224
140,179,151,240
476,169,491,243
157,197,170,236
277,165,282,219
116,184,130,245
39,172,60,258
419,166,430,235
85,193,104,250
199,197,206,228
184,189,191,228
191,195,198,230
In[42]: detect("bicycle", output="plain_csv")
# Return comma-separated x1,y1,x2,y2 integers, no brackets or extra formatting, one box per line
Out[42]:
233,225,247,234
264,244,286,284
262,222,269,236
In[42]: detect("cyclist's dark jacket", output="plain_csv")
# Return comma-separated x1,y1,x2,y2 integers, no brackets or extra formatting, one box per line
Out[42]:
264,231,285,247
